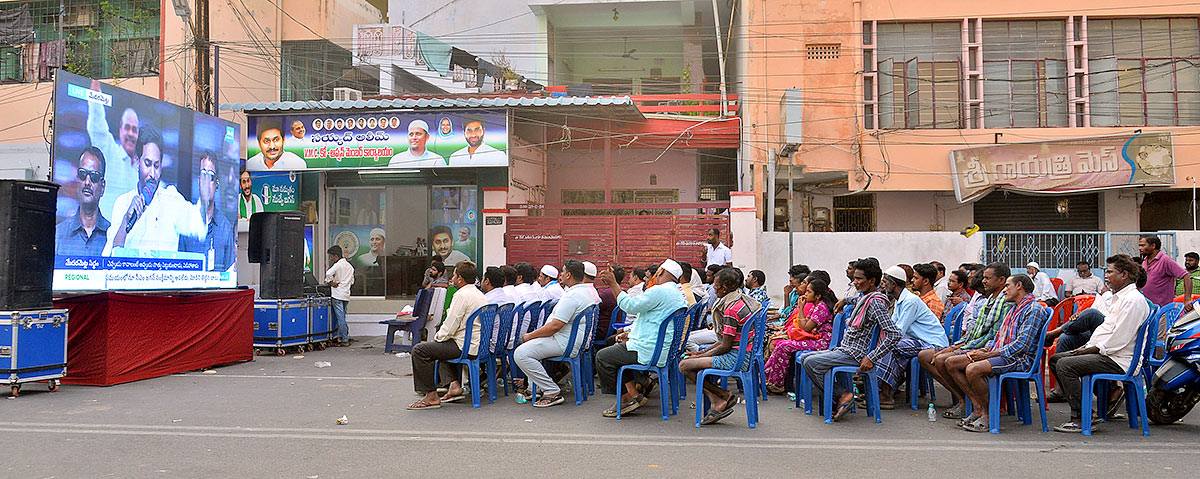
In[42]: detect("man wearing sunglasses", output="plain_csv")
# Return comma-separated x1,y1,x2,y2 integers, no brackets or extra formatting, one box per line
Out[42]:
55,146,110,257
179,152,236,271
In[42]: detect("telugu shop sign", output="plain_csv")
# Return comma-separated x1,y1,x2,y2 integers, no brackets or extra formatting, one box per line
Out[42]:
950,132,1175,203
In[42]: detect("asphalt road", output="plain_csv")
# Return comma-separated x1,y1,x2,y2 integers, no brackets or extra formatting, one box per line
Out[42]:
2,337,1198,478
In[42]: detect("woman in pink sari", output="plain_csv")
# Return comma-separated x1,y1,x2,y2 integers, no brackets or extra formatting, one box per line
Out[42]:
764,277,837,394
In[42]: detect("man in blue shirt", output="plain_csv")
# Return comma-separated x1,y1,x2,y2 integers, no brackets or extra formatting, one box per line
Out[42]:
178,153,236,271
595,259,688,418
56,146,110,257
874,265,949,409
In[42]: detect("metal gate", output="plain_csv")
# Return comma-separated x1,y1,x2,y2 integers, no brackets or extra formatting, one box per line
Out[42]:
506,215,730,271
981,231,1177,270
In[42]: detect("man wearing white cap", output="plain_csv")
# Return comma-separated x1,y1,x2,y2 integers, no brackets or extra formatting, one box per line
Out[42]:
513,259,598,408
872,265,949,409
582,261,602,303
595,260,688,418
389,120,444,167
1026,262,1059,306
538,264,565,303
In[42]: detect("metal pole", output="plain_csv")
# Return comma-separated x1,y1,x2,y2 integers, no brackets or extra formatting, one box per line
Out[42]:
213,45,220,117
1190,176,1197,231
767,149,776,232
710,0,728,117
788,160,794,268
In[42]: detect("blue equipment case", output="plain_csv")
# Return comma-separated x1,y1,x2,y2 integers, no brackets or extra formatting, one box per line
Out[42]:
253,299,309,356
307,296,332,350
0,309,68,397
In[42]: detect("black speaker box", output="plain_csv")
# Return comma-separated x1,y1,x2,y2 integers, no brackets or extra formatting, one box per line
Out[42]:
0,180,59,310
249,211,305,299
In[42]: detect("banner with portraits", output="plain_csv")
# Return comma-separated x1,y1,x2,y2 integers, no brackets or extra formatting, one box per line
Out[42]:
244,110,508,171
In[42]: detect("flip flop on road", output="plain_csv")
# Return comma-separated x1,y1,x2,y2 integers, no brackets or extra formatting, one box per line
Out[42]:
407,399,441,410
533,395,566,408
833,399,855,422
701,395,741,425
961,416,990,433
440,394,466,403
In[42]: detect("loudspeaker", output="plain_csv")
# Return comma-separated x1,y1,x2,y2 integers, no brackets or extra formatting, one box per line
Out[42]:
249,211,305,299
0,180,59,310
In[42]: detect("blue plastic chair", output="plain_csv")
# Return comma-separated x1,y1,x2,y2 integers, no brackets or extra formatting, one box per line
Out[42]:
674,301,710,402
751,299,772,401
489,303,516,398
533,304,598,405
381,288,433,353
796,305,850,413
1081,306,1158,436
596,307,627,349
540,300,558,330
614,307,688,420
820,324,884,424
504,300,541,389
980,306,1052,434
1146,302,1184,379
433,304,499,408
907,303,965,409
695,307,767,428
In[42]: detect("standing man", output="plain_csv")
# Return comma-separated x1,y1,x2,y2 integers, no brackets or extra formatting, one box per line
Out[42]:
1175,252,1200,301
1066,261,1104,296
104,127,207,254
325,245,355,346
704,228,733,267
87,79,139,222
389,120,444,167
1026,262,1059,306
449,118,506,165
408,261,486,410
1141,235,1193,310
247,119,307,170
237,166,264,219
178,152,236,271
513,259,597,407
56,146,110,257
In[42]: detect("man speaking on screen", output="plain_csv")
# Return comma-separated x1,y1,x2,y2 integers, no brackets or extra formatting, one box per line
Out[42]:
104,127,208,255
179,152,236,271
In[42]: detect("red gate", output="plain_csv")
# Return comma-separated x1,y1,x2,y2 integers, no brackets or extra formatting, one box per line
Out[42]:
505,215,730,272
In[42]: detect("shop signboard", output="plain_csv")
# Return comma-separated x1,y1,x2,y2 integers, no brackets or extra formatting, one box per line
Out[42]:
950,132,1175,203
245,110,508,171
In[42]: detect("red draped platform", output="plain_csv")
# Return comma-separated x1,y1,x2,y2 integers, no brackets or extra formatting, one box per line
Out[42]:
53,290,254,386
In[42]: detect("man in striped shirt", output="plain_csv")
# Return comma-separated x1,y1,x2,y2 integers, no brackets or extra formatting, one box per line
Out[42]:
801,258,901,421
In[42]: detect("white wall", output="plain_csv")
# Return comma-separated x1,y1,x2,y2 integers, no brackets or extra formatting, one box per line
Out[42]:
1100,190,1140,231
755,231,985,305
0,142,50,180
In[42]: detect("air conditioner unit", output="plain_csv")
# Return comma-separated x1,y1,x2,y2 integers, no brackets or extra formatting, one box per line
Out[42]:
333,87,362,101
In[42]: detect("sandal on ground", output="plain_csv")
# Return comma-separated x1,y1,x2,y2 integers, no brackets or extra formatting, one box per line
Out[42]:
833,399,855,422
1105,390,1125,419
961,416,990,433
407,399,441,410
1053,421,1083,433
602,395,648,418
440,394,466,403
942,407,965,419
766,383,786,395
638,378,658,398
878,400,895,410
533,394,566,408
958,413,979,427
701,395,741,425
1044,389,1067,403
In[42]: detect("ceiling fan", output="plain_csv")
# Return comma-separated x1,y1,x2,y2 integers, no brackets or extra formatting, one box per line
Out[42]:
605,37,638,60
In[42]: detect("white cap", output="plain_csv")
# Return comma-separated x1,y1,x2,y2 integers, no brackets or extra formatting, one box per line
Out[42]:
1027,262,1040,270
660,259,683,281
541,264,559,278
582,261,598,278
884,265,908,283
408,119,429,133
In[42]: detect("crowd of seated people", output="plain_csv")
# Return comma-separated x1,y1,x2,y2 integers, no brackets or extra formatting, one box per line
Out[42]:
396,237,1179,432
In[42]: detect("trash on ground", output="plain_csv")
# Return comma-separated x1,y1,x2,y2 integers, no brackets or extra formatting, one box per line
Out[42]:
314,361,332,368
336,415,349,425
293,355,305,359
524,418,533,422
202,370,217,374
171,419,182,423
395,352,410,358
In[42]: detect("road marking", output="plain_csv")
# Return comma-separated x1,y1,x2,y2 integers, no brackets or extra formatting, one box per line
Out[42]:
175,373,406,381
0,422,1188,454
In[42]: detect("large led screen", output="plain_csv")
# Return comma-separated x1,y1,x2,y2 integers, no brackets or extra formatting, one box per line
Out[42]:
52,70,240,290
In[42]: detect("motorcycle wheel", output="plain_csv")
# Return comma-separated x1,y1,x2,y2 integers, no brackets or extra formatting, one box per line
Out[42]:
1147,385,1200,425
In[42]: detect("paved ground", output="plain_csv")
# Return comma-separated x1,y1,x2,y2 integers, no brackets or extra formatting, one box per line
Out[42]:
2,337,1198,478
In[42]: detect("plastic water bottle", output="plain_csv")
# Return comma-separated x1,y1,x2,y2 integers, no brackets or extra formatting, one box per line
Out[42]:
927,403,937,422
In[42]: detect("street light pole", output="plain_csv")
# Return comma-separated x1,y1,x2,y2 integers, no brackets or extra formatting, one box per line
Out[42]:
1189,176,1197,231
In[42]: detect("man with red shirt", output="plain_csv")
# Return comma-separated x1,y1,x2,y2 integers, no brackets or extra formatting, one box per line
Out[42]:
1140,235,1193,311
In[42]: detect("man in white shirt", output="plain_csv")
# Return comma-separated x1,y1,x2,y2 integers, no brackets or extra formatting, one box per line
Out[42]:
324,245,355,345
704,228,733,267
513,259,598,407
238,167,264,219
1065,260,1104,296
582,261,602,303
389,120,445,167
246,119,307,170
932,261,951,301
539,264,565,303
86,80,141,223
481,267,511,352
448,118,506,166
1027,262,1060,306
500,265,520,301
1050,254,1150,433
408,261,486,410
104,127,207,255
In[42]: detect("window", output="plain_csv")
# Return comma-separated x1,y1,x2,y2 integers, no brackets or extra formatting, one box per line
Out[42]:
982,21,1068,127
833,194,875,232
0,0,160,82
282,40,354,101
561,189,679,215
1088,18,1200,126
874,23,963,128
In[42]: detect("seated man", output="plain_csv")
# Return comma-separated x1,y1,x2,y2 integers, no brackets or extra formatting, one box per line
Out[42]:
595,266,624,343
912,263,946,321
918,263,1012,419
538,264,565,303
423,261,448,289
481,267,511,352
407,261,486,410
874,265,949,409
802,258,901,421
679,267,761,425
513,259,597,408
1066,260,1104,296
1050,254,1150,433
595,260,688,418
745,270,769,305
949,274,1049,432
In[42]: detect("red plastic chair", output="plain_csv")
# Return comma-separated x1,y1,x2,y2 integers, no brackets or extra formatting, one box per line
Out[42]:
1042,297,1078,396
1050,278,1064,299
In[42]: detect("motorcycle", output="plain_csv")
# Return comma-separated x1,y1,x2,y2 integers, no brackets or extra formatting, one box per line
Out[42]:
1148,305,1200,424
